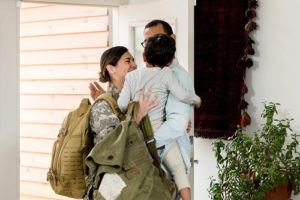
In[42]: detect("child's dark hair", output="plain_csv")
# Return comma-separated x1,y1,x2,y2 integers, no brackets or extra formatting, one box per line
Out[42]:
144,34,176,67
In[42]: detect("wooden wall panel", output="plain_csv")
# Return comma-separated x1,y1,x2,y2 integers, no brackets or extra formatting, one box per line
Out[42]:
20,138,55,154
20,181,73,199
20,123,61,139
20,94,90,109
20,2,109,199
21,152,51,169
20,64,99,80
20,5,107,22
20,80,106,95
20,48,104,66
21,32,108,51
20,16,108,37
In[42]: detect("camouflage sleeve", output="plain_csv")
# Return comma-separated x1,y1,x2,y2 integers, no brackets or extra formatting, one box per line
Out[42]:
90,100,120,144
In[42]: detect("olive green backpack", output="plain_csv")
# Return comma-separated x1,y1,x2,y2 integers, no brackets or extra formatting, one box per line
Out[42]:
47,94,120,199
85,102,177,200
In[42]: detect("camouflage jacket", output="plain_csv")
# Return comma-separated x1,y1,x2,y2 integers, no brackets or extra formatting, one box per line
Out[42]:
90,84,120,144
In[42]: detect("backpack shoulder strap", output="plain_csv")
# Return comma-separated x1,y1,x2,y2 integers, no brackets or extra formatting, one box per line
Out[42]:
93,93,125,120
131,102,165,177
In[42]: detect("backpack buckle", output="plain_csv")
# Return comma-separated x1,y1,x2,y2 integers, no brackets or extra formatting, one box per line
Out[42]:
146,138,155,144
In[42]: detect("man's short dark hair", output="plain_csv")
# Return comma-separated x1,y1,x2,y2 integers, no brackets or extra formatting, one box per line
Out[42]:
144,34,176,67
144,20,173,36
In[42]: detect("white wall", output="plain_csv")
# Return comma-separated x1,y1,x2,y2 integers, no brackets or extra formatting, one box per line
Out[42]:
246,0,300,133
0,0,19,199
194,0,300,199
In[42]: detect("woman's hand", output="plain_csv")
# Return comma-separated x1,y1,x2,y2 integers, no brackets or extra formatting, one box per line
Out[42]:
89,81,105,101
135,88,158,124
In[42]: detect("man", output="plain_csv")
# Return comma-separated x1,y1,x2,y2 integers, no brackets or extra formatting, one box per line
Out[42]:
90,20,196,200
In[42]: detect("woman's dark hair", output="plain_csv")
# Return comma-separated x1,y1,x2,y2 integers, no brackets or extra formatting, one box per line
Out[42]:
144,20,173,36
99,46,128,83
144,34,176,67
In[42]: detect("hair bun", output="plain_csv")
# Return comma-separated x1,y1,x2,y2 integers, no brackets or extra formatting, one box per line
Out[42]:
98,71,110,83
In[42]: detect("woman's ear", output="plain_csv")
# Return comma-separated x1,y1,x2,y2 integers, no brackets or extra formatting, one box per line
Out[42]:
106,64,115,75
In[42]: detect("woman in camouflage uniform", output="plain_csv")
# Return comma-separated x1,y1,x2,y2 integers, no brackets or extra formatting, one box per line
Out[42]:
85,46,158,200
90,46,156,144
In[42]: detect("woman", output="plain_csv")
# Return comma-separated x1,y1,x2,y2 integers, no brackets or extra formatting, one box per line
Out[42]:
85,46,165,200
90,46,157,144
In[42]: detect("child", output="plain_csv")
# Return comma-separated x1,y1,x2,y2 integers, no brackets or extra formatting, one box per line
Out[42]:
117,34,201,197
118,34,200,130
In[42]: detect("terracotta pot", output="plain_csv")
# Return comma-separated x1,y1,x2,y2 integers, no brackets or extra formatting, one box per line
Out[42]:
264,182,292,200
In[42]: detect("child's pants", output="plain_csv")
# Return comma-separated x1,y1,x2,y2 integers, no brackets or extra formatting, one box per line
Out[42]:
162,142,191,190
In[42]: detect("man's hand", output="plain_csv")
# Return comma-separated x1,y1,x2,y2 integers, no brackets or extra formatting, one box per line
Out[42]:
135,88,158,124
196,97,202,108
186,120,192,133
89,81,105,101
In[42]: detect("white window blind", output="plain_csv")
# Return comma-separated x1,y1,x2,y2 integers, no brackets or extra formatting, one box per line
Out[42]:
20,2,109,199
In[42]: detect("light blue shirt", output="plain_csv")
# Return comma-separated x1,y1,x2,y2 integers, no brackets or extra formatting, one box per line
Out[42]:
155,58,194,172
117,66,200,132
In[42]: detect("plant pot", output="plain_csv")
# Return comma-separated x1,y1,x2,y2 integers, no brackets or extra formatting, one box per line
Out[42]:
264,182,292,200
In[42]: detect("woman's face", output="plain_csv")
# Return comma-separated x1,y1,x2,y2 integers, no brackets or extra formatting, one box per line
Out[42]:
114,51,137,80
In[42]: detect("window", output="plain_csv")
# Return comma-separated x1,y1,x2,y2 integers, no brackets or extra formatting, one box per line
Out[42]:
20,2,109,199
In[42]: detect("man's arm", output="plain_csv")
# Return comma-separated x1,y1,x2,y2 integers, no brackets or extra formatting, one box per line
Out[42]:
154,97,191,147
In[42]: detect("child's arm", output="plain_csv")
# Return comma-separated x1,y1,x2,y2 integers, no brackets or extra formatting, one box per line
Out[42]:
164,68,201,107
117,74,132,113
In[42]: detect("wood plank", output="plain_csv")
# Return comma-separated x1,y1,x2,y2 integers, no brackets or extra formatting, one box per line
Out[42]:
20,109,69,124
20,16,108,37
20,94,91,109
21,166,49,183
21,194,62,200
20,137,55,154
19,3,109,200
20,64,99,80
20,32,108,51
21,123,61,139
20,80,108,95
20,181,73,200
21,152,51,169
21,3,51,9
20,48,105,65
20,5,107,23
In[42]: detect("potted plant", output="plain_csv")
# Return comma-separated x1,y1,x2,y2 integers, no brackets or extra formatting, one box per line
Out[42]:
209,102,300,200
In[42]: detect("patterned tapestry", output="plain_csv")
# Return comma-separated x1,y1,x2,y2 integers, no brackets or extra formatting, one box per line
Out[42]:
194,0,258,138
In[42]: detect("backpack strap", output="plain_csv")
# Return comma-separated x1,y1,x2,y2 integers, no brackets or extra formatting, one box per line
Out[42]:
130,102,165,177
93,93,125,120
